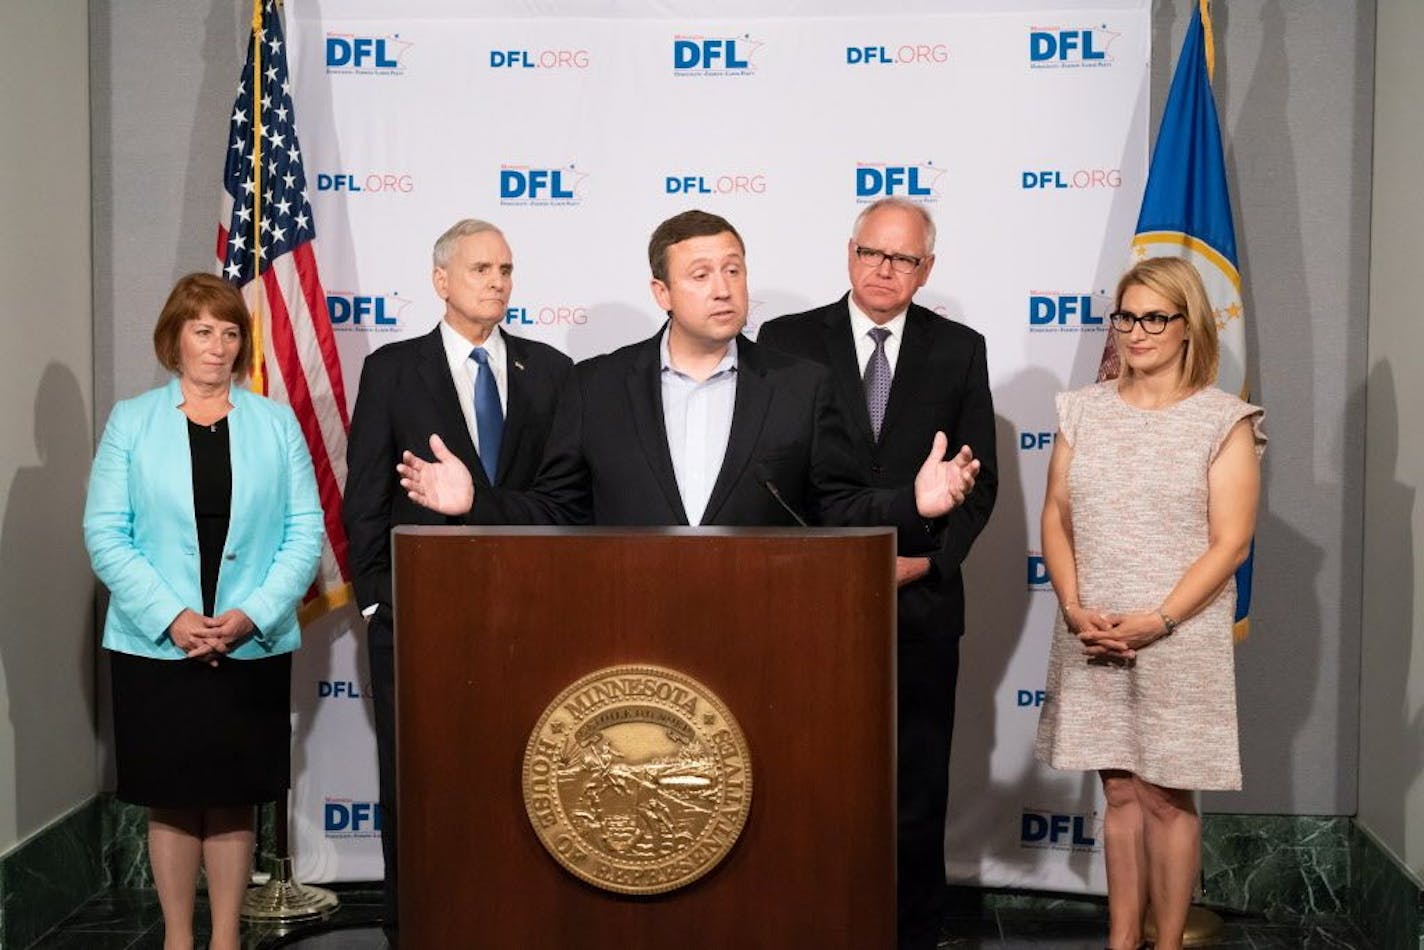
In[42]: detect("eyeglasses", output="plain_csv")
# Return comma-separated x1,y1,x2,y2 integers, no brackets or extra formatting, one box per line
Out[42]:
1108,310,1184,334
853,244,924,275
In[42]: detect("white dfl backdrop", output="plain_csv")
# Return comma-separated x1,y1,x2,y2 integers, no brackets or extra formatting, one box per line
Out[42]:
282,0,1149,892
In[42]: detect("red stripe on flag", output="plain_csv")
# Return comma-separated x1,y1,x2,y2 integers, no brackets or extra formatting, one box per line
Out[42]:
260,268,352,581
216,224,229,265
293,242,350,427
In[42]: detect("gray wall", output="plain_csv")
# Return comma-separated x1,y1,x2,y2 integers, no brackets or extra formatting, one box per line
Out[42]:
1360,0,1423,875
1179,0,1374,815
90,0,246,412
88,0,1374,816
0,1,97,852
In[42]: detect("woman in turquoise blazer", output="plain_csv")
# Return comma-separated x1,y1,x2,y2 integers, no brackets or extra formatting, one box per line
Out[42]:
84,273,322,950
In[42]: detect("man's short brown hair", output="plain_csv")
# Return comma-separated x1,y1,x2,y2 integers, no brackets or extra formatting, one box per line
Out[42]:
647,210,745,283
152,273,254,379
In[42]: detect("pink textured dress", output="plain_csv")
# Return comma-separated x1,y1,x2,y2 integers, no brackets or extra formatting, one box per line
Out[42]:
1034,380,1266,790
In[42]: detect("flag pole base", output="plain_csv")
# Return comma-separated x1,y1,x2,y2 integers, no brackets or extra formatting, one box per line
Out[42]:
1144,905,1225,946
240,856,339,924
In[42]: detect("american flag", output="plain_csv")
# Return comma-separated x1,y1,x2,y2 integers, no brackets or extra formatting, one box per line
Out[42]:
217,0,351,619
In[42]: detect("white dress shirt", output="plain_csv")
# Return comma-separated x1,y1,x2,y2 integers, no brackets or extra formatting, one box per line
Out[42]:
440,319,508,455
364,321,510,619
847,297,907,378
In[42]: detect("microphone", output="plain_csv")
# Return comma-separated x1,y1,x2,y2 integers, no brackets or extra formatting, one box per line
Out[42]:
757,467,808,527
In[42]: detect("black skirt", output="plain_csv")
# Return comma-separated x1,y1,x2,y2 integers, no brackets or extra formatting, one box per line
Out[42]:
110,649,292,808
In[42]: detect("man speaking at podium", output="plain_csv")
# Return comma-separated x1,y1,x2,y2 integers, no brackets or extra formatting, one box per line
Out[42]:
396,209,978,538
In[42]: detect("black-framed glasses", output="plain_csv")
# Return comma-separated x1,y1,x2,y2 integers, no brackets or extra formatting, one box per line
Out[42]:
1108,310,1183,334
853,244,924,275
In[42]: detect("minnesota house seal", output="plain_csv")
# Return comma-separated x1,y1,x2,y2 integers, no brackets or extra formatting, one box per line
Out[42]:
522,664,753,895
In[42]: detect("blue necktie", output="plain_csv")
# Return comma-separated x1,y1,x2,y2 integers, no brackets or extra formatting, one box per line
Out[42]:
470,346,503,484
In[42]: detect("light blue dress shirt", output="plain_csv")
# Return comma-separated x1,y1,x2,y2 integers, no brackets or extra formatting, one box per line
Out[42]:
659,330,738,525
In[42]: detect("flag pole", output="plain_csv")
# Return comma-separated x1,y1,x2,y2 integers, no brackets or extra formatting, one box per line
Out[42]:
248,0,267,394
238,0,337,930
1183,9,1230,947
1200,0,1215,81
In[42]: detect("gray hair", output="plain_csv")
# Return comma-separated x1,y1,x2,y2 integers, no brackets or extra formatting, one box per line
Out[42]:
851,198,937,255
432,218,503,268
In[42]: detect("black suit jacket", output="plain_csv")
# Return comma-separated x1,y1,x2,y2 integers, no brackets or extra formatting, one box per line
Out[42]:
343,325,572,624
471,328,935,549
757,296,997,641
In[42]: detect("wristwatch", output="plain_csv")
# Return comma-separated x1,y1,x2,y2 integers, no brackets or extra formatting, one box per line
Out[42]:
1158,611,1179,637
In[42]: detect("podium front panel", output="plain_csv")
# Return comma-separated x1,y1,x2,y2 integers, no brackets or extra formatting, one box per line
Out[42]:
394,527,896,948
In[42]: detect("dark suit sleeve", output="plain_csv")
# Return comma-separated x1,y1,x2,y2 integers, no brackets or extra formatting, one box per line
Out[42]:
806,368,939,554
753,320,788,352
466,367,593,526
929,332,997,578
342,353,398,613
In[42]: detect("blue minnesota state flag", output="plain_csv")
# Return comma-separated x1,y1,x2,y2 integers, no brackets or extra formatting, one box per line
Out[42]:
1099,0,1255,638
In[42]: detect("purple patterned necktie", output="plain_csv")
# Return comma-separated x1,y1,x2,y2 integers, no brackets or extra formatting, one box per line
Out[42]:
864,326,892,439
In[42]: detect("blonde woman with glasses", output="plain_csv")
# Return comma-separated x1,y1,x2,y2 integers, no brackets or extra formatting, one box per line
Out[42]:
1035,257,1266,950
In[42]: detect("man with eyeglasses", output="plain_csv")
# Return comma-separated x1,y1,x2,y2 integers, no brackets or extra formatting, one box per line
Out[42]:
758,197,998,950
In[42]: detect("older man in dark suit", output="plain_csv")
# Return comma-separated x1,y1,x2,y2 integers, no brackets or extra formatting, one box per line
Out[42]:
397,210,979,539
757,198,998,950
343,218,571,939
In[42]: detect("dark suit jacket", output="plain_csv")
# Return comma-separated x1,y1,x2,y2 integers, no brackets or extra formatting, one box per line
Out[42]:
343,325,572,627
471,328,936,550
757,296,997,641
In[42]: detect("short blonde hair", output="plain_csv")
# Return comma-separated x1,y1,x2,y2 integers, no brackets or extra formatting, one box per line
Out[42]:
1113,257,1218,391
152,273,254,380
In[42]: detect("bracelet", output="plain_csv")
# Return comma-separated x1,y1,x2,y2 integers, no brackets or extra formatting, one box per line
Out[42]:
1157,611,1178,637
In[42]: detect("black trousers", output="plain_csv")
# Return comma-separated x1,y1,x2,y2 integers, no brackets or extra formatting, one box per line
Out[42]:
367,615,399,936
897,633,960,950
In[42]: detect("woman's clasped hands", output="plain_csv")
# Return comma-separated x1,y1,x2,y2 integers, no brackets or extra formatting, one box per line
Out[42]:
1064,605,1171,661
168,608,256,665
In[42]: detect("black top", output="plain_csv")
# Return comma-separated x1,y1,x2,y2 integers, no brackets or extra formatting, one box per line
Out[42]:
187,418,232,616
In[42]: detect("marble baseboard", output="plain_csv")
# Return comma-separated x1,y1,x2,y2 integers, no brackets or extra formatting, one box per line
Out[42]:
977,888,1106,917
977,813,1413,940
1201,814,1352,920
100,798,149,889
972,815,1354,920
1199,814,1422,944
0,798,104,949
1350,821,1424,950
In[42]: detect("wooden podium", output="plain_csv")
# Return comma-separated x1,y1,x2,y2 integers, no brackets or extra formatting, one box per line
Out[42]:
393,527,896,948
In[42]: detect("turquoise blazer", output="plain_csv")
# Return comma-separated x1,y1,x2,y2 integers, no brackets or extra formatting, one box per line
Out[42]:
84,378,324,659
